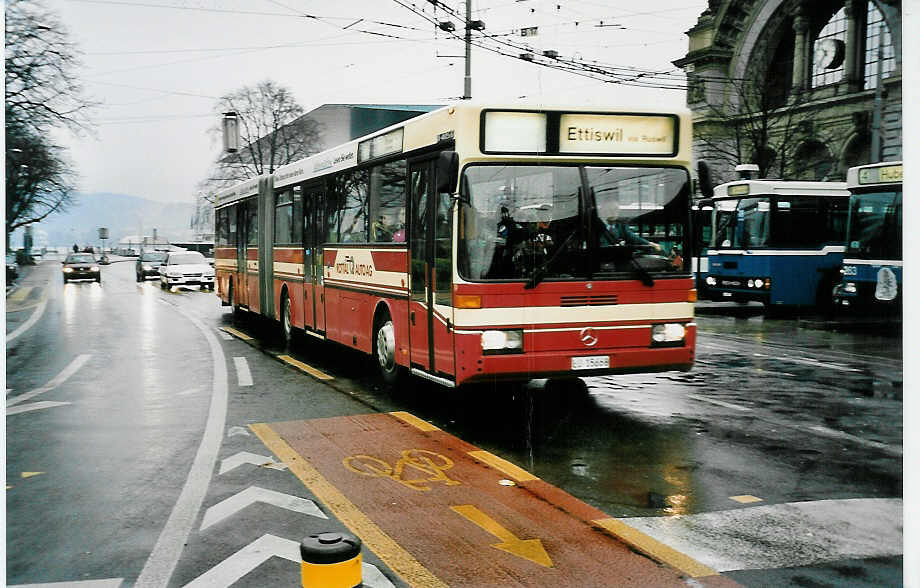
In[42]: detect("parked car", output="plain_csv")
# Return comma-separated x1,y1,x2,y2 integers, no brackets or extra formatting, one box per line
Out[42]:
62,252,100,283
158,251,214,290
136,250,168,281
6,253,19,282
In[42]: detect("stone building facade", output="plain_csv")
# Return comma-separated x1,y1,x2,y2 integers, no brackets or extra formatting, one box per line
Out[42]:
674,0,901,184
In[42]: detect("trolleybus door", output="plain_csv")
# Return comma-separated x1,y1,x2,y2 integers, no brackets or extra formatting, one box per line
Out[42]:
408,158,455,377
303,184,326,333
235,203,247,307
244,197,259,312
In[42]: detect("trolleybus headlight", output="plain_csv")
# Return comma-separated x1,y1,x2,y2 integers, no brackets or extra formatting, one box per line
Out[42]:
705,276,717,286
481,330,523,354
843,282,857,293
651,323,685,346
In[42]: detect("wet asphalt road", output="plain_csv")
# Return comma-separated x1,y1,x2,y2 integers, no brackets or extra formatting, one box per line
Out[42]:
5,256,905,587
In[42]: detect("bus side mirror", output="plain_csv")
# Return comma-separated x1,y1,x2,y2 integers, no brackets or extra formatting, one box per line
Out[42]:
437,151,459,194
697,160,714,198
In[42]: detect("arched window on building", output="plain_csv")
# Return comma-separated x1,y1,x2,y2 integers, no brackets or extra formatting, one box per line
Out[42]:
812,7,847,88
864,1,895,89
791,141,833,181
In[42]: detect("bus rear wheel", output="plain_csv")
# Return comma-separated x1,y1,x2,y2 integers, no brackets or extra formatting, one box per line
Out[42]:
374,316,403,385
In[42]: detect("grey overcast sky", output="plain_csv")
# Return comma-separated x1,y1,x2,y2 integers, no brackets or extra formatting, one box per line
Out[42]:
47,0,708,203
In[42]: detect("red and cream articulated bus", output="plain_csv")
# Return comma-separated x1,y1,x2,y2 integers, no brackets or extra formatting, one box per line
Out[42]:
214,103,699,388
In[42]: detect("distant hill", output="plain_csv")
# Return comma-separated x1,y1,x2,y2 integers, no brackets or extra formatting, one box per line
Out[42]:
22,192,200,249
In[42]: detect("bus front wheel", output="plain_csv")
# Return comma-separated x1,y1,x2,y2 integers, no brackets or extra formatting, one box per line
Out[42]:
374,316,404,385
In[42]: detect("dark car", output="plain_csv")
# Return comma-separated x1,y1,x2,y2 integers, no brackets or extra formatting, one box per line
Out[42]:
136,250,168,281
62,252,100,283
6,253,19,283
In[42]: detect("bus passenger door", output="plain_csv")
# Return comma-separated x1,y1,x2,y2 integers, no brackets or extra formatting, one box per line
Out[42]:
408,162,432,372
245,197,260,312
408,157,455,378
303,184,325,333
236,204,247,307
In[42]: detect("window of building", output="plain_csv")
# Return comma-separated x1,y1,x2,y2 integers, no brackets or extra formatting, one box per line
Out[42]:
864,1,895,89
812,8,847,88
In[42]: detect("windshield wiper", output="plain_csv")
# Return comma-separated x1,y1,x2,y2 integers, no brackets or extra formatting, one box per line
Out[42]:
629,255,655,287
524,230,578,290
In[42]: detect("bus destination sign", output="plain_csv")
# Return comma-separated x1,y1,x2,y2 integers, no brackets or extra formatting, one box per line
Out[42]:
559,114,676,155
858,163,902,185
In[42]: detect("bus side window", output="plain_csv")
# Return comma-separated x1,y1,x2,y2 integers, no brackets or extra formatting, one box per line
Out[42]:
369,160,407,243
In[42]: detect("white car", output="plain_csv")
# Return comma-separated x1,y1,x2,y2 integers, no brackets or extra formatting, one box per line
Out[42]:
159,251,215,290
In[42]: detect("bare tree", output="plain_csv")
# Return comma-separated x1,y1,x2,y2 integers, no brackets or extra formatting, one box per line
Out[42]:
693,68,815,186
201,80,322,196
5,0,95,135
6,126,76,248
5,0,96,249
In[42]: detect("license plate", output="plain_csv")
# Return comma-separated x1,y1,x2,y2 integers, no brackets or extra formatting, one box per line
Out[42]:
571,355,609,370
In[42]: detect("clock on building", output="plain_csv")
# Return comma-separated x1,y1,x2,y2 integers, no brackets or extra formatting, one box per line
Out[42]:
814,38,845,70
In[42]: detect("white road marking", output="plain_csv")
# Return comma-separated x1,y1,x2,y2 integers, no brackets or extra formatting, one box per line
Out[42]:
7,354,92,407
226,426,251,437
6,292,48,344
216,328,233,341
15,580,124,588
182,534,394,588
199,486,327,531
686,394,752,412
6,401,72,416
753,352,861,373
619,497,902,573
233,357,252,386
135,302,229,588
219,451,288,475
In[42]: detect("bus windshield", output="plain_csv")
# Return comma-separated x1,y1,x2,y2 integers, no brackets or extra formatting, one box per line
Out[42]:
459,165,689,282
712,197,770,249
845,189,902,260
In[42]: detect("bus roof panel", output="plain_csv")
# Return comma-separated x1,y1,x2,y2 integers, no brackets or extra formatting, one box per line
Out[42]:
713,180,849,198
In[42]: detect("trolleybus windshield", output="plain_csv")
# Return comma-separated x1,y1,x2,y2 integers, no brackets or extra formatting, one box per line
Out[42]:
458,165,689,283
845,188,902,261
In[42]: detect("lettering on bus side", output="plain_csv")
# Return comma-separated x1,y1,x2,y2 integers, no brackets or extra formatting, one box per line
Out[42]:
331,251,376,280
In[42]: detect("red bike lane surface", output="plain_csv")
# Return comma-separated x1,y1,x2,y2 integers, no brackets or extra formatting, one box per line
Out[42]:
254,411,740,588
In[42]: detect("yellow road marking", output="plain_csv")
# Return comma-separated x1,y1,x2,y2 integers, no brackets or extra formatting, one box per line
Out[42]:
390,411,440,432
220,326,253,341
730,495,763,504
592,517,719,578
250,423,448,588
451,504,553,568
468,451,538,482
278,354,334,381
21,472,44,479
8,287,33,303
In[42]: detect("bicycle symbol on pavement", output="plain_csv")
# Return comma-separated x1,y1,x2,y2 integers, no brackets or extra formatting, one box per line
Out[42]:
342,449,462,492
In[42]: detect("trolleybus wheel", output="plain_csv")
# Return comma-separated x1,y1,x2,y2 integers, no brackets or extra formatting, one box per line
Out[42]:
280,291,292,346
374,315,403,385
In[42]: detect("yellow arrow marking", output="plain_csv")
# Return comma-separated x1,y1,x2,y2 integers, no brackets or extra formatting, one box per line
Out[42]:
451,505,553,568
21,472,44,478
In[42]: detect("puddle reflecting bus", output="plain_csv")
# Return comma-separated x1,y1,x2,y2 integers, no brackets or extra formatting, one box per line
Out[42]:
833,161,902,315
213,103,701,387
701,180,850,313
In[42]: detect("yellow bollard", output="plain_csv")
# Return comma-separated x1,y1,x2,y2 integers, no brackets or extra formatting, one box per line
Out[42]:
300,532,362,588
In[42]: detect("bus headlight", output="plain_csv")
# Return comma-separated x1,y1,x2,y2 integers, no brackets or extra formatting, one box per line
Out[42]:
705,276,717,286
754,278,764,288
843,282,857,293
651,323,685,346
481,330,523,354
